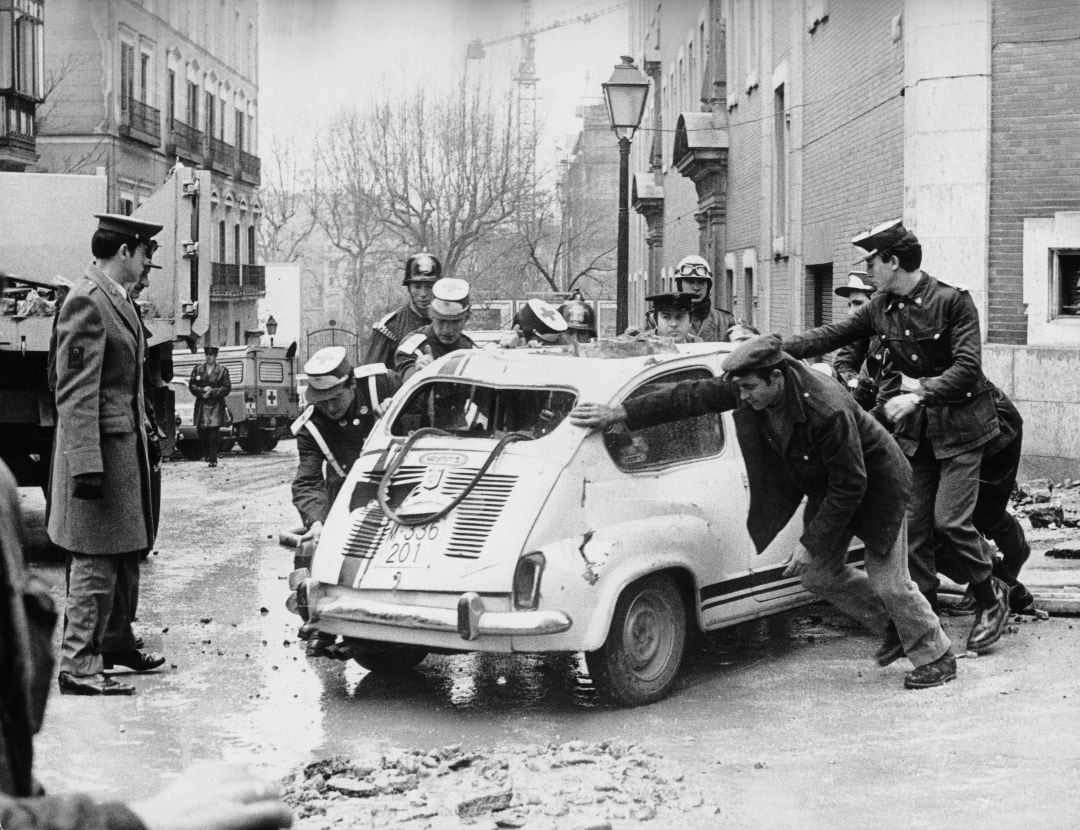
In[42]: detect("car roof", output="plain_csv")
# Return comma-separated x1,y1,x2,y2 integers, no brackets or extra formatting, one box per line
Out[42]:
421,340,737,397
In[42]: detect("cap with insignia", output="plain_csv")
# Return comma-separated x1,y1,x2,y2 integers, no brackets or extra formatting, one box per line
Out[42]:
303,345,354,403
403,252,442,285
94,213,163,245
834,271,874,298
515,298,568,342
646,292,695,314
851,219,919,265
721,333,786,376
428,277,471,321
203,343,220,355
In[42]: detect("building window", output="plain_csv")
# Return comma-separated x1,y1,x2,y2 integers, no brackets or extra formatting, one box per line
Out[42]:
806,264,833,327
773,83,787,243
166,68,175,126
3,0,44,99
204,90,215,139
186,80,198,128
218,219,226,262
724,268,735,314
234,321,241,345
1054,250,1080,317
234,108,244,152
233,223,241,267
119,191,135,216
120,42,134,111
247,225,255,264
742,266,755,325
139,52,150,103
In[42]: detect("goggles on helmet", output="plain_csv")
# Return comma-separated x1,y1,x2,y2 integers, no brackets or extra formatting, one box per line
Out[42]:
675,263,711,278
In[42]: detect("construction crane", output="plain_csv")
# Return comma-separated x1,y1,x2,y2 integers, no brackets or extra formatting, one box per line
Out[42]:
466,1,627,151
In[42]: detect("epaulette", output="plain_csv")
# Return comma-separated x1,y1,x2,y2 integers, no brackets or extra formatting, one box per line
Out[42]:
290,404,315,436
398,331,427,355
372,311,398,341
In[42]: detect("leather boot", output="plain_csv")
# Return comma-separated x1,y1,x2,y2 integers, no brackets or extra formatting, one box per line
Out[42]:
904,651,957,689
966,578,1008,653
874,622,905,667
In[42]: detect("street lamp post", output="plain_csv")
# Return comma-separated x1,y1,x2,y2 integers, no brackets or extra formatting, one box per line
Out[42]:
602,56,650,335
266,314,278,347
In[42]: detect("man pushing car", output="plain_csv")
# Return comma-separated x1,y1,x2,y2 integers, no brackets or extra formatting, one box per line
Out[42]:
569,333,955,690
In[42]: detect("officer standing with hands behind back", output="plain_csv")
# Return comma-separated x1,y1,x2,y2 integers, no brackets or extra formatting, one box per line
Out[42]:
188,344,232,467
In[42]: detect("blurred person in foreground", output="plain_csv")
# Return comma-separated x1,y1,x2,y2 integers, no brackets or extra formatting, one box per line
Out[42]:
1,458,293,829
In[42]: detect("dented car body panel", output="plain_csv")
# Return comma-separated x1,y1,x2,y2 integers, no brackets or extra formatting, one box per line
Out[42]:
296,343,818,662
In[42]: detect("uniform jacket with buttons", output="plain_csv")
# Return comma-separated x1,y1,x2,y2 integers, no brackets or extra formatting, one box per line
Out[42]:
47,266,154,555
783,272,999,459
394,326,476,380
362,302,430,368
188,361,232,428
621,356,912,557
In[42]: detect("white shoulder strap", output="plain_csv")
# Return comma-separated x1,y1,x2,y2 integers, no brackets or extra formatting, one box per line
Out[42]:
301,419,347,478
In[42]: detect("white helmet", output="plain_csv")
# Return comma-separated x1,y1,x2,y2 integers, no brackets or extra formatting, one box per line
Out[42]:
674,254,713,290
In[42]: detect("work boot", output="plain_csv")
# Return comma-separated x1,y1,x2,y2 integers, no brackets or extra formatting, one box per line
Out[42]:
305,633,337,657
903,651,957,689
874,622,905,667
966,578,1008,653
1008,582,1036,614
942,586,977,616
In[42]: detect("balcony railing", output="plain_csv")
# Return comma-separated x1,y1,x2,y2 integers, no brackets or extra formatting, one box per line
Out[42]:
119,98,161,146
211,263,265,298
237,150,261,185
167,118,203,163
0,93,38,166
206,136,236,174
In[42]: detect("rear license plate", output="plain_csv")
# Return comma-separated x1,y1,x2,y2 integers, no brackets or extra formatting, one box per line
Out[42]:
376,520,444,568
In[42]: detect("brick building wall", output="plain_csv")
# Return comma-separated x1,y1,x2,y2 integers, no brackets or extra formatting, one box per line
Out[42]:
988,0,1080,345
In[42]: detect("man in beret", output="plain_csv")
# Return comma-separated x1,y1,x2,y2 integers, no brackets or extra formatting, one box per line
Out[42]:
569,333,955,690
49,213,167,695
831,271,891,413
188,344,232,468
781,220,1010,655
648,292,700,344
362,252,442,368
394,277,476,380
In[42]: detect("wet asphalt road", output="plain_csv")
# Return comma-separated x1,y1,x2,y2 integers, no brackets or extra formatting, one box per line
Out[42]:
18,445,1080,828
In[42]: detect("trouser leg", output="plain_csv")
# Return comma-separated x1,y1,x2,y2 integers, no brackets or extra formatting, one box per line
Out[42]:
799,533,890,636
60,553,120,677
906,453,941,597
973,434,1029,584
863,518,952,667
935,447,993,587
103,552,141,653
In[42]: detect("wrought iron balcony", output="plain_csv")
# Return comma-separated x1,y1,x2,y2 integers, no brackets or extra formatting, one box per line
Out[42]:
206,136,236,174
237,150,261,185
166,119,203,163
119,98,161,146
211,263,265,298
0,92,38,170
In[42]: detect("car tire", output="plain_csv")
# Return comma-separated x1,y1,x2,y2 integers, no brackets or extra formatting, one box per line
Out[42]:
237,431,265,454
350,642,429,673
220,437,235,453
586,573,686,706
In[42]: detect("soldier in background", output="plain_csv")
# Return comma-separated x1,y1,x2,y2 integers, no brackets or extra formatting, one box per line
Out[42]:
188,345,232,468
831,272,892,413
394,278,476,379
671,254,735,342
647,292,700,344
362,252,442,367
560,293,597,343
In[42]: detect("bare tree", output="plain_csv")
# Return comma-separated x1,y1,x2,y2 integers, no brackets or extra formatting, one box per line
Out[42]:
310,108,391,331
257,130,317,263
362,73,534,280
35,53,107,174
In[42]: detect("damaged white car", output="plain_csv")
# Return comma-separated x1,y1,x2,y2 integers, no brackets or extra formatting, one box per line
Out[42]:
287,342,820,705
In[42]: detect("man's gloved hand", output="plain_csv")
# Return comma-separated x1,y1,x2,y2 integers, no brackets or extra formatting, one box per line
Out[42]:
72,472,105,500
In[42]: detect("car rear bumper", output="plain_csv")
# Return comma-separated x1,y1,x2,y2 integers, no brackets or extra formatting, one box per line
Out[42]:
288,571,572,642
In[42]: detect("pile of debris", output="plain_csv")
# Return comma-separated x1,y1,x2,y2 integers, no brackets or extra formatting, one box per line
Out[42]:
1012,479,1080,530
281,740,718,829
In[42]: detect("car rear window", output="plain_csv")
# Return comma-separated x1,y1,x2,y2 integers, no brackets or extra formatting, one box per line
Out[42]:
390,381,578,440
606,367,725,470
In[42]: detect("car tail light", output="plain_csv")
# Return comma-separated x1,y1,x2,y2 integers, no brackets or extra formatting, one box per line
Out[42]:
513,552,545,610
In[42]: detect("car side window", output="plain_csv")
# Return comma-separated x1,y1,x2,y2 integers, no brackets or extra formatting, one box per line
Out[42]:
605,367,725,471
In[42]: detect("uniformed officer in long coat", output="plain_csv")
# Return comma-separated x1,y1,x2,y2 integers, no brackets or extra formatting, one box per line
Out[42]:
569,334,956,690
188,344,232,467
49,213,166,695
361,252,442,367
782,220,1009,656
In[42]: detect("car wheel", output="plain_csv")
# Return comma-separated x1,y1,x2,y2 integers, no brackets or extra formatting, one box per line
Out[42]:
263,435,279,452
178,440,203,461
237,432,265,454
220,437,235,453
350,643,429,673
586,573,686,706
